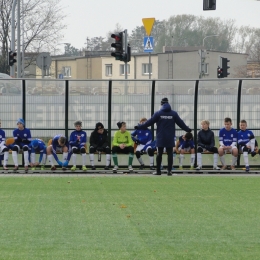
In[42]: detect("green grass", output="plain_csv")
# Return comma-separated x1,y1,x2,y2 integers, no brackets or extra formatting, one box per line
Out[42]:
0,176,260,260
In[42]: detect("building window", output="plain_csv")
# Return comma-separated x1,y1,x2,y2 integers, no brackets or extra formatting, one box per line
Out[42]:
142,63,152,75
62,66,71,77
120,64,130,75
105,64,112,76
198,63,209,74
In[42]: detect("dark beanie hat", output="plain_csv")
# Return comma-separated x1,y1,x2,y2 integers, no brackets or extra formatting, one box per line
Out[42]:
95,122,104,130
161,97,168,105
117,121,125,129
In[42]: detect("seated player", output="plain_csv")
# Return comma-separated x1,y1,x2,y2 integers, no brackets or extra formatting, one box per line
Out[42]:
11,118,32,171
112,121,134,173
46,134,71,170
238,119,257,172
196,120,220,170
29,139,47,170
69,121,87,171
177,132,195,170
131,117,153,170
89,122,111,170
218,117,238,170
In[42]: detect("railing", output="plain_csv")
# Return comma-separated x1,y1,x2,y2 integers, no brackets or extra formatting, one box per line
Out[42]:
0,78,260,167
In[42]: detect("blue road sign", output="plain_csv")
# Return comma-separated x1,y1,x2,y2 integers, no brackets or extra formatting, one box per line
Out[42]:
59,74,64,79
144,36,154,52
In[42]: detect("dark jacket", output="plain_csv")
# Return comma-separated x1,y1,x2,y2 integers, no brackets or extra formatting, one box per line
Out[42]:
89,129,110,149
197,128,215,148
138,103,191,147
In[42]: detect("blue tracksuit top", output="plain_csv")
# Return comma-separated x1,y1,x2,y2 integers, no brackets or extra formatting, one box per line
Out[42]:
138,103,191,147
237,129,254,146
28,139,46,163
69,130,87,148
131,127,152,145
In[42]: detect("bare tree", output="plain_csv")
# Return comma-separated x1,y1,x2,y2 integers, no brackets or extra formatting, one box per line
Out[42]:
0,0,66,74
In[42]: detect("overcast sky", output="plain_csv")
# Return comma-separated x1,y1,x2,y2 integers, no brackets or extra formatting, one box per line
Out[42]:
59,0,260,49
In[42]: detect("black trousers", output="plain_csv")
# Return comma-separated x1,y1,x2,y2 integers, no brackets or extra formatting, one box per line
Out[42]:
156,147,173,172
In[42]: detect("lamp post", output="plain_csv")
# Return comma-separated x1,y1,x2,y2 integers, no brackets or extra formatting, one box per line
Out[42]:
203,34,219,48
199,34,219,78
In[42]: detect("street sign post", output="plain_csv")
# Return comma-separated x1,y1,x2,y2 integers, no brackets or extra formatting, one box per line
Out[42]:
36,52,52,78
142,18,155,79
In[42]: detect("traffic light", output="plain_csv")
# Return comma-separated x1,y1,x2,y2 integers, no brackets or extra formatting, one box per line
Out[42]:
203,0,216,10
217,66,223,78
222,57,230,77
111,32,124,61
8,51,17,66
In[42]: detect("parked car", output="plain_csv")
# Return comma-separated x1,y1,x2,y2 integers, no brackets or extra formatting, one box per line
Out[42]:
0,73,21,95
0,73,12,79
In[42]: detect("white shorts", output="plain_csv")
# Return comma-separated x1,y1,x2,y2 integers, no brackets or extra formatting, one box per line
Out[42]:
52,146,63,153
136,144,145,152
178,147,191,152
220,146,237,154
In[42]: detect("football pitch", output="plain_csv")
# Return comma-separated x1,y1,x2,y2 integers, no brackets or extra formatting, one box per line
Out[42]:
0,175,259,260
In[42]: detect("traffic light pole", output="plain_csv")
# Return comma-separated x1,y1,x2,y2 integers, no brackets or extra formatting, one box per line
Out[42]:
17,0,21,78
124,29,128,80
10,0,17,77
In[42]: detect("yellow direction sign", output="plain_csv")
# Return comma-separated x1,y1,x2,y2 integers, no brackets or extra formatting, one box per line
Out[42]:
142,18,155,36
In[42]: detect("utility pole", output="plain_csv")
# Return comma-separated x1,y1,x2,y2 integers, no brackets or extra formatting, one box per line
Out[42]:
124,29,128,80
10,0,17,77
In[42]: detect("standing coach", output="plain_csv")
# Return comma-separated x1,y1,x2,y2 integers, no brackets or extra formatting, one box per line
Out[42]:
135,97,191,176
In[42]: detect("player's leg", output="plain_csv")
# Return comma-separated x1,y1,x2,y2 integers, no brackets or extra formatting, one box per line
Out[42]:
190,148,195,169
47,145,56,170
126,146,134,171
147,146,155,170
249,139,256,157
41,151,47,170
62,146,68,163
71,146,79,171
80,146,87,171
12,144,20,170
104,146,111,170
2,146,9,170
112,146,120,172
241,146,250,172
172,147,176,170
22,145,29,171
231,147,238,170
211,147,220,170
89,146,97,170
218,146,227,170
196,146,204,170
179,148,185,169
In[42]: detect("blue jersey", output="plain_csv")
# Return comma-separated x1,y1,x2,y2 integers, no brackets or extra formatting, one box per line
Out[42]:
219,128,237,146
69,130,87,148
29,139,46,163
178,136,195,149
13,127,32,147
0,129,6,147
237,129,254,147
52,134,69,150
131,128,152,145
